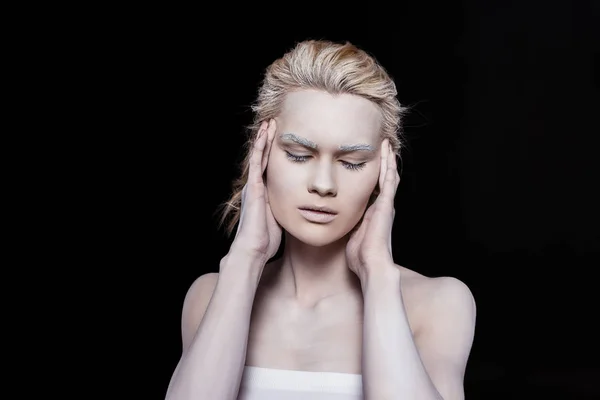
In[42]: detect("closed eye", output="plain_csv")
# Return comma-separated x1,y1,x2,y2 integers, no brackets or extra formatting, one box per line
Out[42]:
285,151,366,171
341,161,366,171
285,151,309,163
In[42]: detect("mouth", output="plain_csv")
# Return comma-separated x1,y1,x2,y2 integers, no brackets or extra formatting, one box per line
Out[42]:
298,205,338,214
297,206,338,223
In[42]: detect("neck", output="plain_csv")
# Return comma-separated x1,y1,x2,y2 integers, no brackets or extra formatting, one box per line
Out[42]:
276,232,362,307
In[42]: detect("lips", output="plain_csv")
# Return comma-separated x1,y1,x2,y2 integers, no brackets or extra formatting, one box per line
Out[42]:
297,206,338,223
298,205,338,214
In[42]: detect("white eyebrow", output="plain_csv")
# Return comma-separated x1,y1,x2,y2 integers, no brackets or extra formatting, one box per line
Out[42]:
338,143,375,152
280,133,317,149
281,133,375,153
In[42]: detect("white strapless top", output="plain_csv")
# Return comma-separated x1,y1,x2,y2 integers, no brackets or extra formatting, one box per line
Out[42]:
238,366,363,400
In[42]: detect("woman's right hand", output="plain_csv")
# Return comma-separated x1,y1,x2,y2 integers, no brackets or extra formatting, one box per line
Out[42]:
230,119,282,264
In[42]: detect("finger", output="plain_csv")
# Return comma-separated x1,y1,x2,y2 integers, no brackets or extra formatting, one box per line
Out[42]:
380,143,397,209
240,184,248,212
387,143,397,192
352,203,375,243
362,203,376,225
261,119,277,175
379,139,389,191
390,145,401,190
249,122,268,185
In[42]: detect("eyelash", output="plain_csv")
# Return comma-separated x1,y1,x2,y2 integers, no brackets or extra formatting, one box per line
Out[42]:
285,151,366,171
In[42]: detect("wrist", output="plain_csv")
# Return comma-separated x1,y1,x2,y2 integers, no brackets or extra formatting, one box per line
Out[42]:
220,247,267,283
228,242,270,265
360,263,401,293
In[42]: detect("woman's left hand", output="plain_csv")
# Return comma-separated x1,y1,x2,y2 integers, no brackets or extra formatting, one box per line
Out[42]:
346,139,400,281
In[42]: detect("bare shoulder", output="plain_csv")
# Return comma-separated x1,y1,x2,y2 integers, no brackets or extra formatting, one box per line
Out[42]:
397,265,476,325
399,266,477,329
180,272,220,352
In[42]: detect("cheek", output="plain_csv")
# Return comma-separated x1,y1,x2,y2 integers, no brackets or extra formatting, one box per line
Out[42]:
265,154,298,195
265,156,302,225
344,167,379,204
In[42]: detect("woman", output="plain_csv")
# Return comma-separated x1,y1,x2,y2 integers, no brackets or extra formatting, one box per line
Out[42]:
166,39,476,400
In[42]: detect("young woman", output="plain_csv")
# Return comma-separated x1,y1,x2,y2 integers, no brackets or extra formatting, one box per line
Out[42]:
166,39,476,400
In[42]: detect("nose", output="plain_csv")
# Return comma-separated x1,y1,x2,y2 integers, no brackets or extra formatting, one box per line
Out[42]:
308,161,337,197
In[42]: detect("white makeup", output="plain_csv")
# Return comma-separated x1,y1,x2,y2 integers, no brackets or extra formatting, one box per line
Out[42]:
265,89,382,247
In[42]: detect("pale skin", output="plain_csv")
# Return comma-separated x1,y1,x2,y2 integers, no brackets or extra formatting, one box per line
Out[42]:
165,90,476,400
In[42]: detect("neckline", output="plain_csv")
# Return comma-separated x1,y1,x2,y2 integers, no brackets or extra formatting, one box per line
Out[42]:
242,366,363,393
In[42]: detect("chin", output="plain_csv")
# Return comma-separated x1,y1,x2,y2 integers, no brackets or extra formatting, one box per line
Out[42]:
282,221,351,247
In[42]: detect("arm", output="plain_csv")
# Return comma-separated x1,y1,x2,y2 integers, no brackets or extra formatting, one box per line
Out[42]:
361,266,476,400
165,251,265,400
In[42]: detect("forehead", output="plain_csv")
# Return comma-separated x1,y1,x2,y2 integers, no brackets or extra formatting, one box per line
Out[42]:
277,89,382,145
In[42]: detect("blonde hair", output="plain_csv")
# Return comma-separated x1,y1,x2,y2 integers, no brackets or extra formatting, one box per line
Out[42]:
217,39,408,236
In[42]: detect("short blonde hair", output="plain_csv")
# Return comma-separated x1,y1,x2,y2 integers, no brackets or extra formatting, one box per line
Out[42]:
218,39,408,236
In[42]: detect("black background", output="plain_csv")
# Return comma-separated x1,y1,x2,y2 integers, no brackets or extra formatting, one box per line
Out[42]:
98,1,600,398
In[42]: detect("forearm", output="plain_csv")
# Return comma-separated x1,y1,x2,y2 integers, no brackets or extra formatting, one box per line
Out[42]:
166,252,264,400
361,265,442,400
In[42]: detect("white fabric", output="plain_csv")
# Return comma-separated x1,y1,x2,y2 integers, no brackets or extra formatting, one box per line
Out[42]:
238,366,363,400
